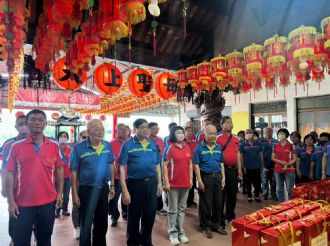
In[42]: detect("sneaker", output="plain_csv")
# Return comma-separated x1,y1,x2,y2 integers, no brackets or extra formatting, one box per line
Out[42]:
111,220,118,227
156,209,167,216
74,227,80,240
122,213,128,220
179,235,189,243
169,237,180,245
55,213,60,218
248,197,253,203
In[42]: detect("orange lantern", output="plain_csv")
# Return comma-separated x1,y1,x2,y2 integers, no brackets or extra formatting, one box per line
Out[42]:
264,35,287,77
186,66,199,89
197,61,212,86
210,55,227,82
226,51,244,87
154,73,177,99
94,63,123,95
127,69,153,97
288,26,316,75
321,17,330,50
243,44,263,84
53,57,87,91
176,69,188,88
121,0,146,25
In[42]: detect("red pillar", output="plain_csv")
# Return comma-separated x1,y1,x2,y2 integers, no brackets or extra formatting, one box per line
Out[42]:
112,114,118,139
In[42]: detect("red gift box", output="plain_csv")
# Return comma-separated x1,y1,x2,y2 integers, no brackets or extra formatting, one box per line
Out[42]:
292,184,310,199
260,221,304,246
244,215,286,245
275,204,314,221
312,206,330,244
295,213,328,246
232,205,290,246
279,198,307,208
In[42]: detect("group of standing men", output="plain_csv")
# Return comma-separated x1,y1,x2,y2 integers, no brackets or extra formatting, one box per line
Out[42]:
0,109,245,246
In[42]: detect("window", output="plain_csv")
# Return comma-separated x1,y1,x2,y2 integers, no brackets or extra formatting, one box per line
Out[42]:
297,95,330,137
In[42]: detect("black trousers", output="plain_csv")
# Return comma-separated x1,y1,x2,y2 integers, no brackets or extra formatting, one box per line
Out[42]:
127,176,157,246
245,168,261,198
221,166,238,222
296,175,310,184
187,172,197,205
109,179,128,220
9,216,14,239
199,173,222,230
13,201,55,246
79,185,109,246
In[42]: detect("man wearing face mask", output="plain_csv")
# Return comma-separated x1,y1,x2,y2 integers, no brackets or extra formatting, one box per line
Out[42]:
119,118,162,246
0,114,28,245
194,125,226,238
271,128,296,202
55,131,72,218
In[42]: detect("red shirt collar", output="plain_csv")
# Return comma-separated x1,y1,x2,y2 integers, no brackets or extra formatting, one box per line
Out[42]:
26,134,50,144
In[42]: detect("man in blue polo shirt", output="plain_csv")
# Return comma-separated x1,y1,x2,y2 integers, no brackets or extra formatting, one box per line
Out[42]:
119,118,162,246
193,124,226,239
71,119,115,246
260,127,278,201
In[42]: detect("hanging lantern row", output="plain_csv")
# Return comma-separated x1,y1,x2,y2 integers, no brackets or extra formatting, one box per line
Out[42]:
32,0,167,79
176,17,330,95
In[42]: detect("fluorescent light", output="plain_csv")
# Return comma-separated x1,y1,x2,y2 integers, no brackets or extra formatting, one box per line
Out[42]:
0,74,28,78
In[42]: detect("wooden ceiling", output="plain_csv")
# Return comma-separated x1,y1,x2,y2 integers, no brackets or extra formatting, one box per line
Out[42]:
26,0,235,70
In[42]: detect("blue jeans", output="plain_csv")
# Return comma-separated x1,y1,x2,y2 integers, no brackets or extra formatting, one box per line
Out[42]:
274,172,295,202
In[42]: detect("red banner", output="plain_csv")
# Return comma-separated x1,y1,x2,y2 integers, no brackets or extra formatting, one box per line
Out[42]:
15,89,100,110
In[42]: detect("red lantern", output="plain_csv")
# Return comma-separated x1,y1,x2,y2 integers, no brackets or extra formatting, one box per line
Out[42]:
321,17,330,50
127,69,153,97
15,111,25,118
265,77,276,90
197,61,212,87
243,44,263,85
279,64,291,88
288,26,316,75
264,36,287,77
226,51,244,87
94,63,123,95
210,56,227,82
53,57,87,91
154,73,177,100
176,69,188,89
186,66,199,89
99,115,106,121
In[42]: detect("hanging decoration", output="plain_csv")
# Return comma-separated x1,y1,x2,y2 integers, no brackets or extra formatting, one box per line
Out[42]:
243,44,263,90
94,63,123,95
127,69,153,97
186,66,199,89
154,72,177,99
288,26,316,85
182,0,188,39
210,55,228,90
53,57,87,91
321,17,330,50
263,35,287,78
99,115,106,121
226,51,244,88
176,69,188,88
312,33,327,83
197,61,212,89
148,0,160,17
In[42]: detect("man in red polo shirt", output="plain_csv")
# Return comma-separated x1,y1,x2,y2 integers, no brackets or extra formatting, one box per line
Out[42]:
5,109,64,246
217,116,242,227
109,123,128,226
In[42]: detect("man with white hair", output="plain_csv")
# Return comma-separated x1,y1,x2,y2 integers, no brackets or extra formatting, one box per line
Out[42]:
71,119,116,246
193,124,227,239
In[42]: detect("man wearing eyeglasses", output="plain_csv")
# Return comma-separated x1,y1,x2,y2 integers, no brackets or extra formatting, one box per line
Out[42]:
119,118,162,246
5,109,65,246
71,119,116,246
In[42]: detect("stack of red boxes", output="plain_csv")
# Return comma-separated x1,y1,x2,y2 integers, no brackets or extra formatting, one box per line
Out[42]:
232,198,330,246
292,179,330,202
